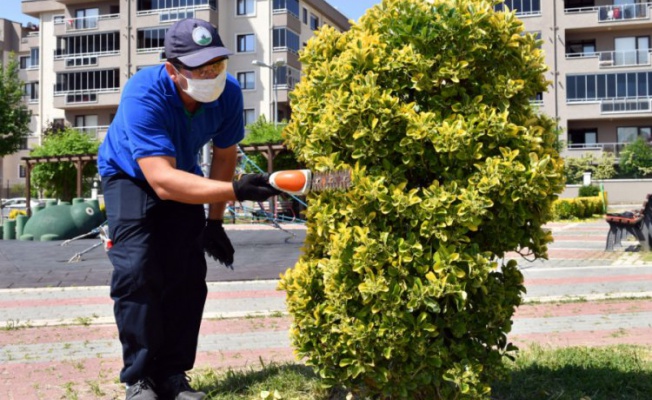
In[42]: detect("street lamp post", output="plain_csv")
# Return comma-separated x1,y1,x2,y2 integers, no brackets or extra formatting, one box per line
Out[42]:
252,59,285,127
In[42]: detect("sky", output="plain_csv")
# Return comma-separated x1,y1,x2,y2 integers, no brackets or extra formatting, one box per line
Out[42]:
2,0,381,25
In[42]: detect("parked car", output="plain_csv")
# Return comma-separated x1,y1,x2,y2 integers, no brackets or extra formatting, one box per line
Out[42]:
2,198,39,208
1,198,52,218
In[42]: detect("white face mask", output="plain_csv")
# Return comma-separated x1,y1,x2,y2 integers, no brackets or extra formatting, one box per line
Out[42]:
181,71,227,103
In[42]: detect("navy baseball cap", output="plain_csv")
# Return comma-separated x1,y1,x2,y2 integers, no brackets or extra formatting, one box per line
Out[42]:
164,18,232,68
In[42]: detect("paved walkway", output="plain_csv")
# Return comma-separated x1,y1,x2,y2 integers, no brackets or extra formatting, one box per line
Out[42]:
1,221,652,399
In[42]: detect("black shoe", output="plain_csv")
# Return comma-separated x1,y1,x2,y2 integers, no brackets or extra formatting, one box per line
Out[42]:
159,374,205,400
125,378,158,400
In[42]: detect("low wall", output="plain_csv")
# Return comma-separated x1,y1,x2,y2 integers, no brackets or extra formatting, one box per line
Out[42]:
561,179,652,204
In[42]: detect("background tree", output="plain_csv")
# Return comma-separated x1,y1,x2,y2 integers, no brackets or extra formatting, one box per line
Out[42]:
240,116,300,173
563,153,616,184
29,126,100,201
0,53,31,156
279,0,564,398
619,137,652,178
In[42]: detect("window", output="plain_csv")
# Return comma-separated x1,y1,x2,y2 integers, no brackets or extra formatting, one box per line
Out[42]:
55,69,120,103
565,0,594,9
275,65,301,89
494,0,541,15
310,13,319,30
618,126,652,143
273,28,300,53
243,109,256,127
237,71,255,90
19,56,30,69
237,0,255,15
138,28,167,52
55,32,120,58
566,72,652,101
237,34,255,53
19,165,27,178
273,0,299,17
302,7,308,24
614,36,650,66
137,0,216,11
23,82,39,102
75,115,99,136
159,8,195,22
566,40,596,57
74,8,99,30
568,128,598,146
66,57,98,67
30,48,39,68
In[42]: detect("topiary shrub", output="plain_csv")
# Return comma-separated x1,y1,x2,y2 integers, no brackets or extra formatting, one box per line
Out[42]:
279,0,564,398
578,184,600,197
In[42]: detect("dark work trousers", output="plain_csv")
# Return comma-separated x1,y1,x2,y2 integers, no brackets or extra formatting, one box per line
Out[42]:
102,174,208,384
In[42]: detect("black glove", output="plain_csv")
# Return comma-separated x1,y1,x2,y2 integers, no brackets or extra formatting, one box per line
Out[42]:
203,219,235,269
232,173,282,202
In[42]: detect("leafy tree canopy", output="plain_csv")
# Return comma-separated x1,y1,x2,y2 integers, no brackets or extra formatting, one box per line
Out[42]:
0,53,31,156
29,126,100,201
241,115,287,145
619,137,652,178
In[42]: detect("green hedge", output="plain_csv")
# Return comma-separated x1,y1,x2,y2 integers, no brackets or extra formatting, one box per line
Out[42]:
552,196,604,219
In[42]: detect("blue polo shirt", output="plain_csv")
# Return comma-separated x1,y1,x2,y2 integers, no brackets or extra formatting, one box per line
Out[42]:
98,65,244,180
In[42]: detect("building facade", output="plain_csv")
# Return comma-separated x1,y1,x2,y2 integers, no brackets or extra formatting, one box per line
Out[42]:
506,0,652,160
0,0,350,194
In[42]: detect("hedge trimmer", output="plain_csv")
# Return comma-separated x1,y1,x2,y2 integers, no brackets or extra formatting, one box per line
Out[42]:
268,169,352,196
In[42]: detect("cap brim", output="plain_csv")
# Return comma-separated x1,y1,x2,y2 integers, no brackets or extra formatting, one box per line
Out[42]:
178,47,233,68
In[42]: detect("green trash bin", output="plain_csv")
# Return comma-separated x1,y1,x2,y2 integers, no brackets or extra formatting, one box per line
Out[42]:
16,214,29,238
3,219,16,240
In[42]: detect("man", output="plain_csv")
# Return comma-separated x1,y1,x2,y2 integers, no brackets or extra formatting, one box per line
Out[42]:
97,18,280,400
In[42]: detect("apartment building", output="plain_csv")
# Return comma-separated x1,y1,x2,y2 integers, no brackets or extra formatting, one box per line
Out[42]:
501,0,652,160
0,18,37,196
0,0,349,193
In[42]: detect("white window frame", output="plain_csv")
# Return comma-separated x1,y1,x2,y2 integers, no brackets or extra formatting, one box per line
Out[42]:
236,0,256,16
236,33,256,53
237,71,255,90
243,108,256,127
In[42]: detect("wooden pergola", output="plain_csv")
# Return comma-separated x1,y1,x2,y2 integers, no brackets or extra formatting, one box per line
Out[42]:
240,143,288,173
21,153,97,216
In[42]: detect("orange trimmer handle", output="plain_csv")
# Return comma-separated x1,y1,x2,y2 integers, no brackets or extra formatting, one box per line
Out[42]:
268,169,312,195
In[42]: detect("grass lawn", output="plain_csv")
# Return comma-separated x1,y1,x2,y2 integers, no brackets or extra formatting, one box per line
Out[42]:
189,344,652,399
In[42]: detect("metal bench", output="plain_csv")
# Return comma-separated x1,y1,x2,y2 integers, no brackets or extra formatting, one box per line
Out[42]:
605,194,652,251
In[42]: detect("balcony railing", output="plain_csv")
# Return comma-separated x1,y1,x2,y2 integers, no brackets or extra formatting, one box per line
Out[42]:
566,98,652,114
22,95,38,104
566,142,629,157
136,4,210,23
54,13,120,32
601,98,651,114
565,2,652,22
53,88,120,104
54,49,120,61
74,125,109,140
566,49,652,68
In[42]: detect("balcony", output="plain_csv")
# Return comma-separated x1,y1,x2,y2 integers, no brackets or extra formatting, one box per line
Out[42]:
563,142,626,158
74,125,109,140
53,13,120,35
20,31,39,46
53,88,120,109
566,49,652,69
53,50,121,72
564,2,652,27
601,98,652,114
136,4,213,25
